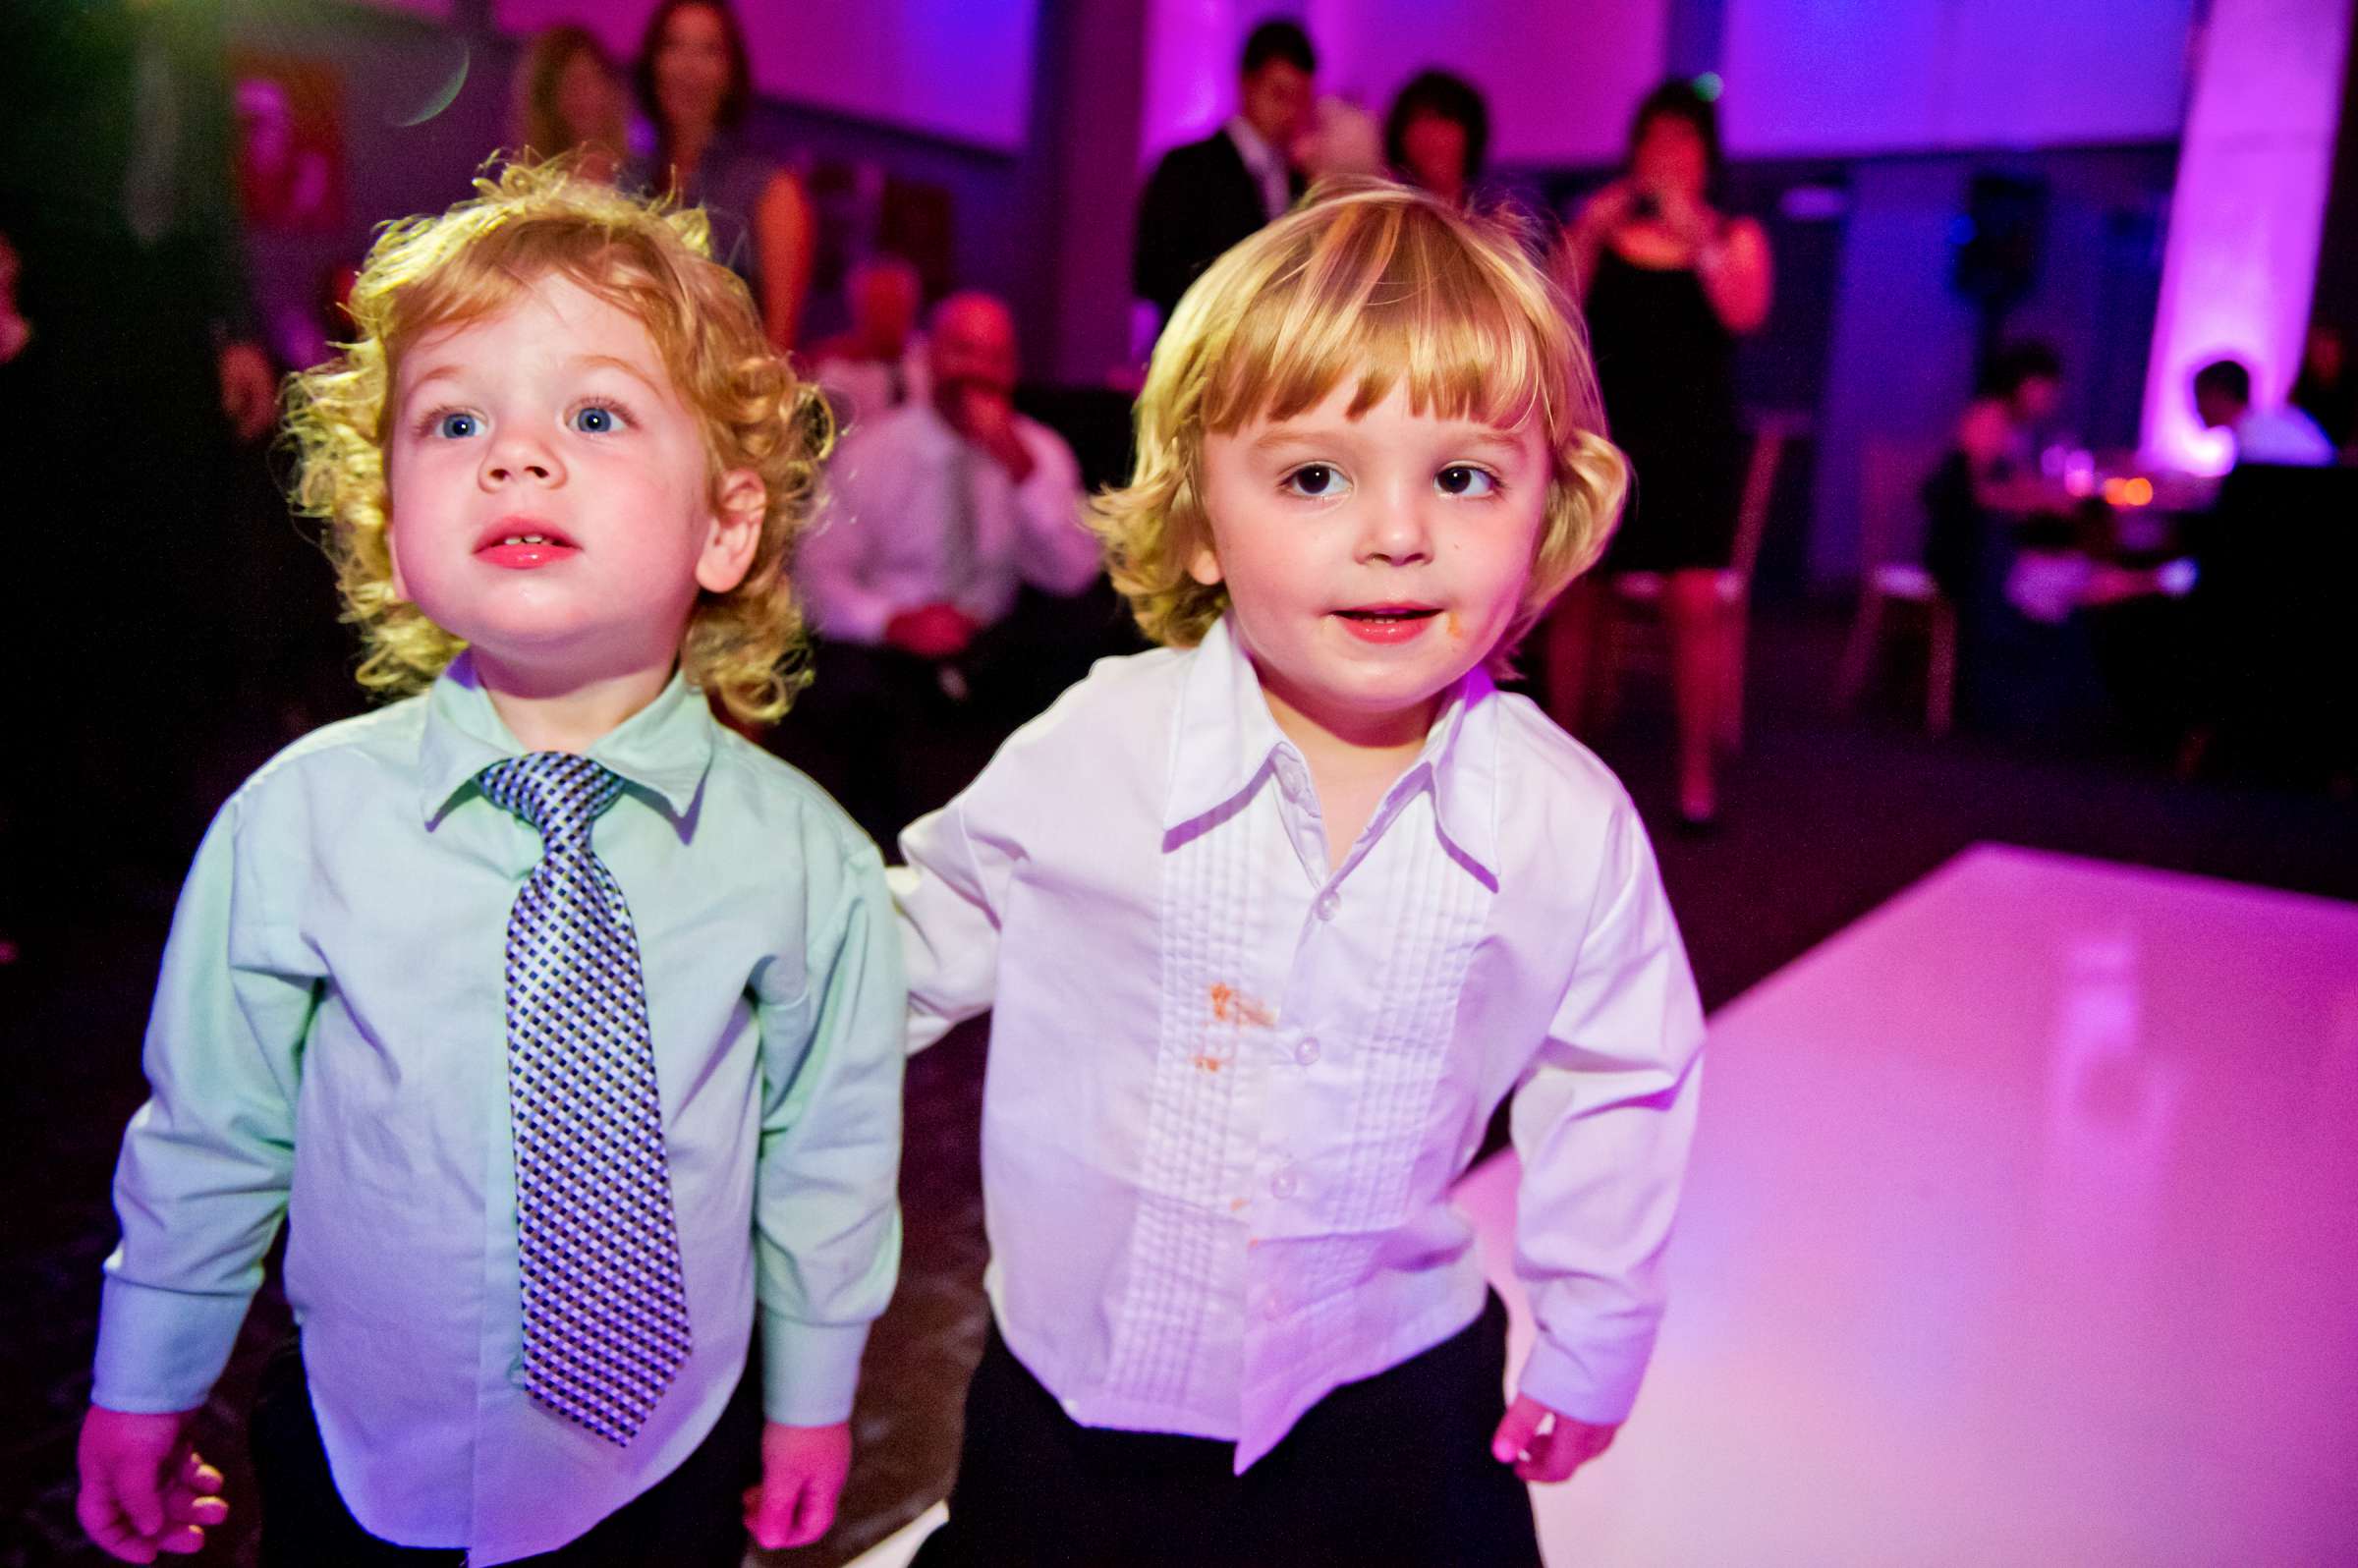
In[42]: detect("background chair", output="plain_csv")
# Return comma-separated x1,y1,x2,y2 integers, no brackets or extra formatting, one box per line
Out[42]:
1839,435,1958,736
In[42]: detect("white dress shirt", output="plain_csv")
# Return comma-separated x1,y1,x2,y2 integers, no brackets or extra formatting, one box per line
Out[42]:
798,400,1101,645
1225,115,1292,223
813,338,931,434
890,616,1707,1470
2232,405,2337,467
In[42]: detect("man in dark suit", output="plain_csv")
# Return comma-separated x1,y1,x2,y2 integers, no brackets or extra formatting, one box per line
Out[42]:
1133,20,1317,328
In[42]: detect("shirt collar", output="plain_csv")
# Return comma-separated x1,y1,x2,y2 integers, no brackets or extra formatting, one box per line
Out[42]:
1224,115,1283,180
416,652,717,826
1161,615,1501,878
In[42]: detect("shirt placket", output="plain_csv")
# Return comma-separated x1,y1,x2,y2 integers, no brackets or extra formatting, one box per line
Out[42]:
1243,761,1427,1328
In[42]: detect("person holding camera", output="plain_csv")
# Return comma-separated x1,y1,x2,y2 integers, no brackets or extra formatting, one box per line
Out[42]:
1546,79,1771,829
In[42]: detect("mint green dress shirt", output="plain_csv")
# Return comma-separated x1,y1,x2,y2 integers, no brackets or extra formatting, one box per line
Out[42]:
91,655,905,1564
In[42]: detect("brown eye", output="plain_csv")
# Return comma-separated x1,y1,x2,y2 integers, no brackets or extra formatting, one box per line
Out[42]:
1437,465,1497,497
1283,464,1346,498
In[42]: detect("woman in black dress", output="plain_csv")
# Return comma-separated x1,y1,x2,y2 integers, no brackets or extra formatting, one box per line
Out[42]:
1547,80,1771,826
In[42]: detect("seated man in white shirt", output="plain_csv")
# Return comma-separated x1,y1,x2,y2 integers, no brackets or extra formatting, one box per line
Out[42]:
808,253,928,433
791,290,1102,841
2193,357,2338,468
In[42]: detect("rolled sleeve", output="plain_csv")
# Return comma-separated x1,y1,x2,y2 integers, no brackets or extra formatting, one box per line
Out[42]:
93,800,316,1414
751,837,906,1426
1509,803,1706,1425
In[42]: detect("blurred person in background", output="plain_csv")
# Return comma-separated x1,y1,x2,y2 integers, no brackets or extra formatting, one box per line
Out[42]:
629,0,814,351
2192,357,2336,468
2288,322,2354,454
1546,78,1771,828
1385,70,1488,208
513,23,630,183
809,253,929,431
0,0,276,940
1295,96,1385,184
790,292,1102,844
1133,19,1318,329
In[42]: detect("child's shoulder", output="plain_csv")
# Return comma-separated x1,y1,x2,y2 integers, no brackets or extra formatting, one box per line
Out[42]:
229,695,435,808
993,643,1193,767
708,726,885,868
948,643,1192,823
1484,688,1646,836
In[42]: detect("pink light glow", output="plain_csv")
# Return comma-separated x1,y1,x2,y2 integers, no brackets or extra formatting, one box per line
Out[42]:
2140,0,2351,473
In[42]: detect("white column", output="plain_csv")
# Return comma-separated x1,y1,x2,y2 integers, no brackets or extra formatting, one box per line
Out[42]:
2141,0,2353,471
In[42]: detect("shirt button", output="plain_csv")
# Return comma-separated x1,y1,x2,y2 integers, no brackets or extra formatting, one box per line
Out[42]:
1294,1036,1321,1066
1271,1163,1299,1200
1315,891,1340,922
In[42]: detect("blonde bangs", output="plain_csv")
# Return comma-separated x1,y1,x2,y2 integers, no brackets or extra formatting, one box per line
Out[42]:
1200,196,1567,441
1094,179,1627,669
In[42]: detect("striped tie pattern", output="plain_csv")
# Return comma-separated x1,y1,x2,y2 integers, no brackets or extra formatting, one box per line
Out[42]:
478,753,692,1445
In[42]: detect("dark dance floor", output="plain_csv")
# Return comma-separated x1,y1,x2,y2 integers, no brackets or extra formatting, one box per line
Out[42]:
5,604,2351,1567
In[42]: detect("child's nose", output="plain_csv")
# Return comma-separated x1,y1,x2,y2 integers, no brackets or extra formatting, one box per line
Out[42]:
482,435,561,486
1361,492,1434,563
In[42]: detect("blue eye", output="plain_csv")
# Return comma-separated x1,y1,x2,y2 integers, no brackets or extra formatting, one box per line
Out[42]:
433,411,480,439
1437,465,1498,497
571,403,625,434
1283,463,1349,499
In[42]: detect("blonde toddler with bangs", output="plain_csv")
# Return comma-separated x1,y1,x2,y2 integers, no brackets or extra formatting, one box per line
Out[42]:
891,183,1705,1564
79,162,904,1567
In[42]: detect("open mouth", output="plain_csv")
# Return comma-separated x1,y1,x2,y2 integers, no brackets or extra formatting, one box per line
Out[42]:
1334,604,1443,643
1334,605,1441,624
475,519,579,568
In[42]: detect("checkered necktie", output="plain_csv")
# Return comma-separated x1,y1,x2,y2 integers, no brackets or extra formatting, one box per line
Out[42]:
479,753,692,1445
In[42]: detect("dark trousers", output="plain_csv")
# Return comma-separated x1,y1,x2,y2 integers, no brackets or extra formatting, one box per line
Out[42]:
912,1294,1542,1568
249,1337,759,1568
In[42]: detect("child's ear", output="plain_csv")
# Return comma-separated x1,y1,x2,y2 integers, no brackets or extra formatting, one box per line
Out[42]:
386,521,410,600
697,469,766,593
1187,542,1224,588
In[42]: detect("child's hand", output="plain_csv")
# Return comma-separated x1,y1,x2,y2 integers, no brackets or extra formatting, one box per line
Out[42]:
76,1405,227,1562
1490,1394,1618,1484
742,1419,851,1551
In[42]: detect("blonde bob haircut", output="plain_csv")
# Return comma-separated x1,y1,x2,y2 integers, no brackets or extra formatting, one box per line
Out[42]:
286,156,830,724
1092,179,1626,673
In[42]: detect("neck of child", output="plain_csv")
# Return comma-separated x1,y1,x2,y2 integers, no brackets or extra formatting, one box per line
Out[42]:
475,653,677,756
1258,674,1439,869
1256,666,1438,778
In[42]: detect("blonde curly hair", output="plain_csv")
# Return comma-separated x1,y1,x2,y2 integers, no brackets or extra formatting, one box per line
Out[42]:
286,156,830,724
1092,179,1626,675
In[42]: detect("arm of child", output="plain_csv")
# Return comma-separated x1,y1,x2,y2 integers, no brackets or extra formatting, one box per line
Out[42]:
746,832,907,1548
1498,800,1707,1483
886,796,1009,1055
83,801,316,1556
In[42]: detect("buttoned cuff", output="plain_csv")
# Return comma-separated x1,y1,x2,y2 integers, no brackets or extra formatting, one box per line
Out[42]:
1514,1329,1652,1427
91,1277,251,1414
758,1310,872,1426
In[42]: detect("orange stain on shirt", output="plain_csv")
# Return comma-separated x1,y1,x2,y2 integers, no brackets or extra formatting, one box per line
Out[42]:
1209,983,1275,1029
